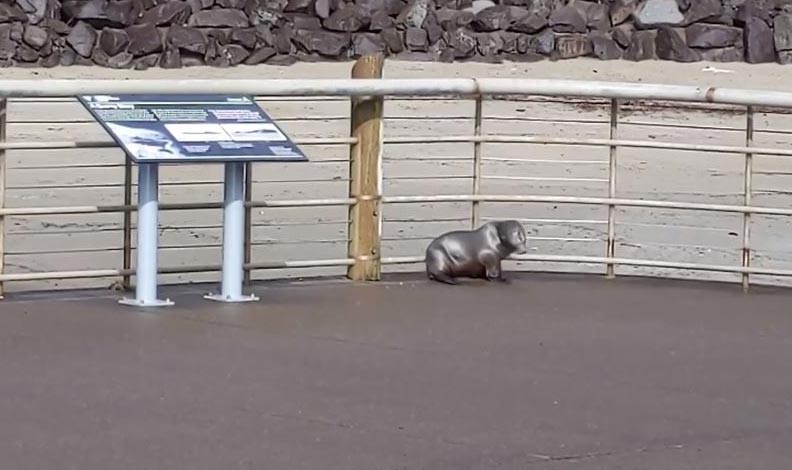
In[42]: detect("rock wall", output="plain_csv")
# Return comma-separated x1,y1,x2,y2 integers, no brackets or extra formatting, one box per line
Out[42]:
2,0,791,69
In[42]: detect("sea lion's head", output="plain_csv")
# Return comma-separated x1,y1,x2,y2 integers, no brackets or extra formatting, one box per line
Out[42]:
496,220,528,254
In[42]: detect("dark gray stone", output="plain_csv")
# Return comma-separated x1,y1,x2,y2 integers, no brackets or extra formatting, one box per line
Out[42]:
357,0,405,17
244,46,276,64
134,53,160,70
62,0,109,23
473,6,516,32
230,28,257,48
323,5,369,32
16,0,48,24
699,46,744,62
16,43,39,62
778,50,792,65
22,24,47,49
549,6,585,33
40,49,60,67
159,47,181,68
735,0,772,26
774,14,792,52
222,44,249,64
0,2,29,23
405,26,428,50
685,23,741,48
655,26,700,62
590,32,622,60
436,8,473,30
59,46,76,65
424,14,444,43
531,28,554,55
294,29,349,55
381,27,403,52
612,23,634,48
44,19,70,35
555,33,592,58
369,10,394,30
255,24,275,46
189,8,249,27
66,21,96,57
99,28,129,56
397,0,431,28
447,27,476,57
510,11,547,33
623,29,656,60
104,0,137,26
683,0,723,25
126,23,162,56
352,32,386,56
274,26,294,53
744,16,775,63
168,25,205,54
585,3,610,31
141,1,191,26
217,0,246,7
476,31,504,56
610,0,637,26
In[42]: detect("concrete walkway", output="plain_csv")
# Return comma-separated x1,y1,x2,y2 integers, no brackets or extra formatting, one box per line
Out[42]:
1,273,791,469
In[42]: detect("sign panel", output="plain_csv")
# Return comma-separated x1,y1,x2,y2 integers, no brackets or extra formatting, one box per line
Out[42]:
77,94,309,163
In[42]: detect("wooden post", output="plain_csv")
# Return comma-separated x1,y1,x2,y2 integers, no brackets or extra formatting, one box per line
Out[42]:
0,98,6,298
347,54,384,281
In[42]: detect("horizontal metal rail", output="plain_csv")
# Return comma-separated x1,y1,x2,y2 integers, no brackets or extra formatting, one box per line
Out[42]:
1,78,792,108
380,255,792,277
4,193,792,217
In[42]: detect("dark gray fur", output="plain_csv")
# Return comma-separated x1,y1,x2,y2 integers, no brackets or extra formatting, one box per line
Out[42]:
425,220,528,285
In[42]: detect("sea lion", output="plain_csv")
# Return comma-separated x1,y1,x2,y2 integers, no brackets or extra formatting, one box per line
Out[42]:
425,220,528,285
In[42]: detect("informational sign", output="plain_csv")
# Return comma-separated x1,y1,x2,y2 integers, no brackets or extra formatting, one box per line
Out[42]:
77,94,308,163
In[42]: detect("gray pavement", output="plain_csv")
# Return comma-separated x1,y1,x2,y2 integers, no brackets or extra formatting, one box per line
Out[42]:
1,273,791,469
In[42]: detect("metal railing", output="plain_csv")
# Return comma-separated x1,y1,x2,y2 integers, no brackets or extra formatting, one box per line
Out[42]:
2,55,792,296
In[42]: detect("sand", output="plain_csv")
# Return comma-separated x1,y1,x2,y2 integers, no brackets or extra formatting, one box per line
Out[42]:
4,58,792,293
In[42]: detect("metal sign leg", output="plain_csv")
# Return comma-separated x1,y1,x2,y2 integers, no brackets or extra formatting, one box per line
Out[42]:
119,163,173,307
205,162,259,303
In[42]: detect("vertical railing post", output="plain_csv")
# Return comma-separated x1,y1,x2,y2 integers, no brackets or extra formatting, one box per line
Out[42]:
122,156,132,290
471,95,483,229
347,53,384,281
606,99,618,278
742,106,754,291
243,161,253,286
0,98,6,298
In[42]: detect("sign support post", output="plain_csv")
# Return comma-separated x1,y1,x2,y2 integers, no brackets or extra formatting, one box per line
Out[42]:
205,162,258,303
119,162,173,307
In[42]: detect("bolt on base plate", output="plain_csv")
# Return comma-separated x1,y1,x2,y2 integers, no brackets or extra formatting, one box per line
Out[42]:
203,293,259,303
118,297,175,307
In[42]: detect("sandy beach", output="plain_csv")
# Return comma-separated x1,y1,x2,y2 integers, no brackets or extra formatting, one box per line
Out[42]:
4,58,792,293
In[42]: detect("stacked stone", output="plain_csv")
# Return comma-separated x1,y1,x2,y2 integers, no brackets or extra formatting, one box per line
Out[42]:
0,0,790,69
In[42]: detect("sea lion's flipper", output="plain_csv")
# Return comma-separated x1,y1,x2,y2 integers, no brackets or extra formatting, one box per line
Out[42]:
428,270,459,285
479,252,502,281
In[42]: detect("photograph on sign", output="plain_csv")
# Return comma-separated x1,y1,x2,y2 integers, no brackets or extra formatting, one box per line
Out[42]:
219,123,288,142
105,122,182,160
164,123,234,142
